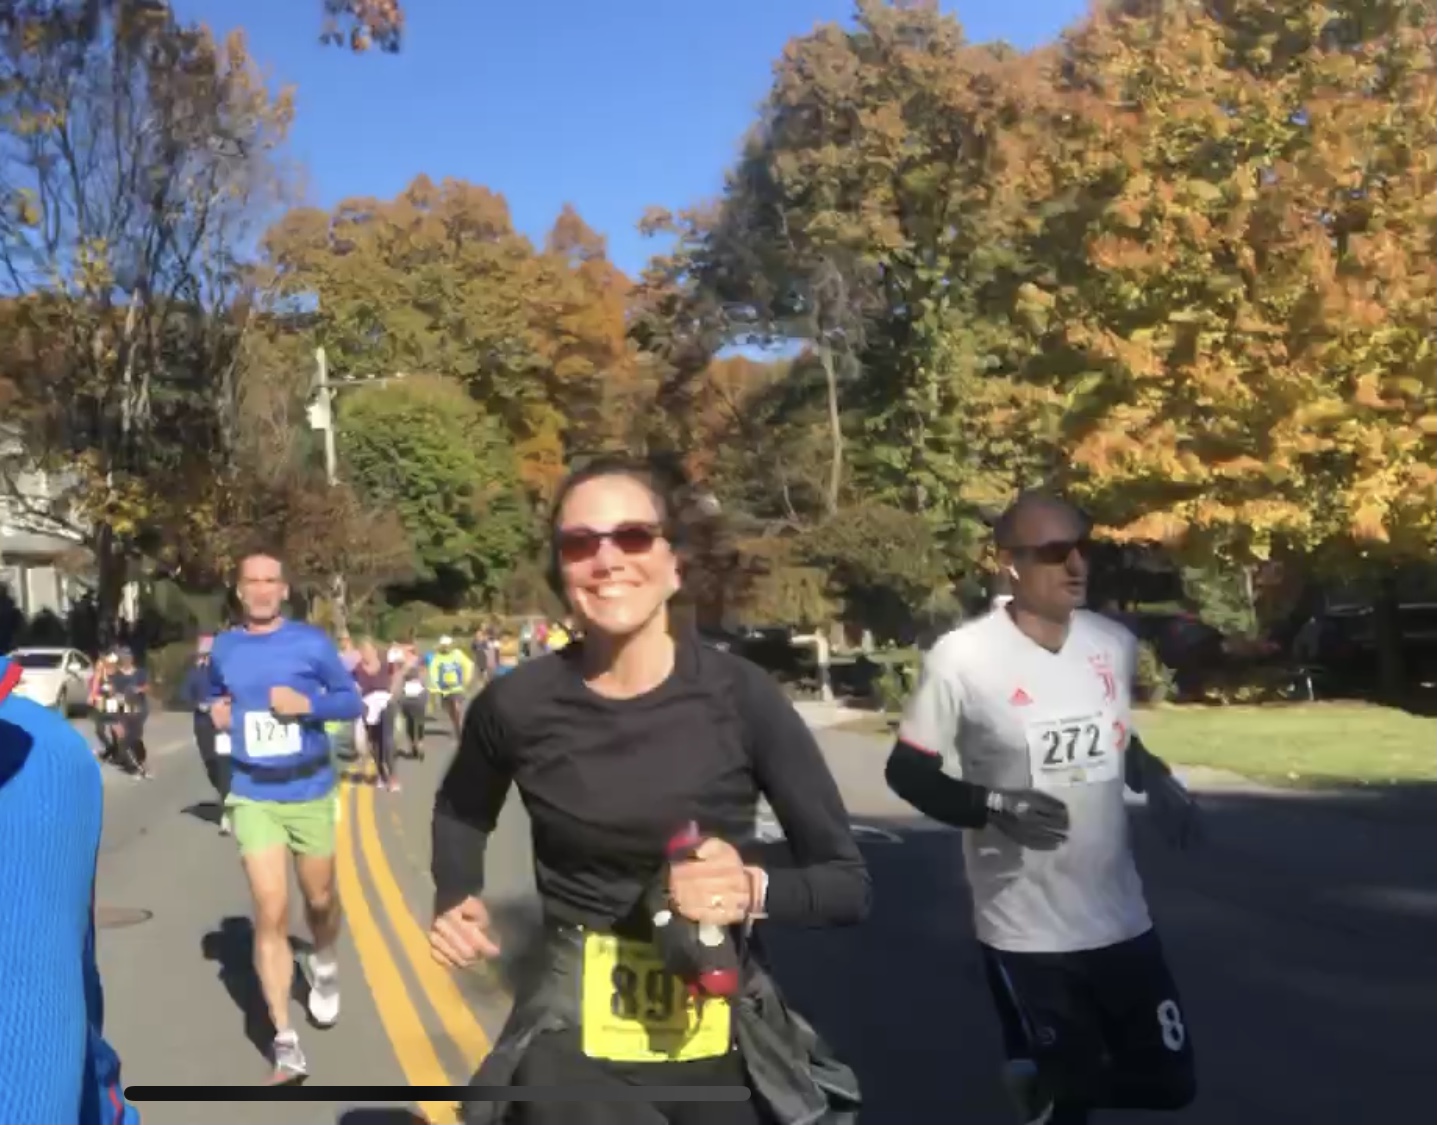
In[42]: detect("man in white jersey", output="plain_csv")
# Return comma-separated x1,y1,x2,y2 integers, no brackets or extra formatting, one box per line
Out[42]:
886,491,1201,1125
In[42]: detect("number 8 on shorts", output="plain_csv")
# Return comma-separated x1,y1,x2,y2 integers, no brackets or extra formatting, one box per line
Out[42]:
1156,998,1186,1052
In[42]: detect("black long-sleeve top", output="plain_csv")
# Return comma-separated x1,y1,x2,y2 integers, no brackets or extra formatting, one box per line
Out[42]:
432,635,871,931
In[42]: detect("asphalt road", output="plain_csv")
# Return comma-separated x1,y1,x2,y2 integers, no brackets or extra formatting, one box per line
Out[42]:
91,713,1437,1125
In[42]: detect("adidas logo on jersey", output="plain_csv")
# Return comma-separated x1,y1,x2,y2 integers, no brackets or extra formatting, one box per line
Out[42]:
1009,687,1033,706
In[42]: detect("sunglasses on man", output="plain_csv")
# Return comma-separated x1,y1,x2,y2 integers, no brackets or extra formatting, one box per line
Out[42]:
555,522,666,564
1010,537,1093,566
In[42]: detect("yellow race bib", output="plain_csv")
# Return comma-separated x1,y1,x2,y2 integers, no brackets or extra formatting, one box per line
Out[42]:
580,932,732,1063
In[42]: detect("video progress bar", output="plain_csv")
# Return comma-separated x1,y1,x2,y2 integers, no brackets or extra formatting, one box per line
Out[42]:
125,1085,753,1103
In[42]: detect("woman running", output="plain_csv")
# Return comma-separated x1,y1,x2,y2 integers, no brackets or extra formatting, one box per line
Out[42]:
429,454,869,1125
108,647,150,779
88,651,120,765
395,634,429,761
353,638,400,792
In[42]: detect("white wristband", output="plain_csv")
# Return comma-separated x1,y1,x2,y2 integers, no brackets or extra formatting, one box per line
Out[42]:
743,866,769,921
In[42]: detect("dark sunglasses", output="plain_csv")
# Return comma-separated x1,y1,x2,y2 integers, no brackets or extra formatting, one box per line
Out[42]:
1012,537,1093,566
555,522,665,564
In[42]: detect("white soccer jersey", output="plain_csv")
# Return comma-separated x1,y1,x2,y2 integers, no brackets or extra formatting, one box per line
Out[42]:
900,608,1152,953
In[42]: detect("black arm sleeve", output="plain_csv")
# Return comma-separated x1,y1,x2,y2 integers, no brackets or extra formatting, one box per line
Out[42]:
884,740,992,829
737,662,871,926
431,688,515,914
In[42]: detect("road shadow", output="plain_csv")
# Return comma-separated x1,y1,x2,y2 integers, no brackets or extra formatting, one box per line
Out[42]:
200,915,318,1059
182,799,223,826
754,781,1437,1125
336,1111,427,1124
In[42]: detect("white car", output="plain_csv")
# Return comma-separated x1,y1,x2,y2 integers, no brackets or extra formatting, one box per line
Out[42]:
6,647,93,715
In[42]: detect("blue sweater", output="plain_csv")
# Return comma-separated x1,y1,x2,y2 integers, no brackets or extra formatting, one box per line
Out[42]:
208,619,361,802
0,657,137,1124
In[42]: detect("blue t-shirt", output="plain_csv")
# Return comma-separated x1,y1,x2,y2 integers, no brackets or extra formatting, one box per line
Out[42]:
208,620,361,803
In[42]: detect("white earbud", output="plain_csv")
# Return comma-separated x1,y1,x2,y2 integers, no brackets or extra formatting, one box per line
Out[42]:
1006,565,1020,582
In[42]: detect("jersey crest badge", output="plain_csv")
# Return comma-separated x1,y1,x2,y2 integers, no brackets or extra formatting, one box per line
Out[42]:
1089,651,1118,702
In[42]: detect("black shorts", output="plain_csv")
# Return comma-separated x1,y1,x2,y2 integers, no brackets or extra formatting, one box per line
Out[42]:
981,928,1196,1113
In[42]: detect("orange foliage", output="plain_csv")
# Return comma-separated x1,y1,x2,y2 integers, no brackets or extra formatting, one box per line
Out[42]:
262,179,651,504
1011,0,1437,564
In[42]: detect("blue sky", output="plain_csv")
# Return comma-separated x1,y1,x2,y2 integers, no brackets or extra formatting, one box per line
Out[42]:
174,0,1090,278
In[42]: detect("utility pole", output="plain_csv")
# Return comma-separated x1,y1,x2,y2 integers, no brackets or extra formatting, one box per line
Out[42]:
308,346,347,635
315,346,338,489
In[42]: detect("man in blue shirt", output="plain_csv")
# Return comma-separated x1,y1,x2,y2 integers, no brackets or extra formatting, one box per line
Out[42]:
0,655,138,1123
208,551,361,1084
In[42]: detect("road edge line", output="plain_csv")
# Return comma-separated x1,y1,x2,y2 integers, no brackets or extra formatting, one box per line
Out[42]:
356,779,494,1073
336,780,459,1124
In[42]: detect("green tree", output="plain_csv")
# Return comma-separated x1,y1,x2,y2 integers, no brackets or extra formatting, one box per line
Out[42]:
337,374,530,605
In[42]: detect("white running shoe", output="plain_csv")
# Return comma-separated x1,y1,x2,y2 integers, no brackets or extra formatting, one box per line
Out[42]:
303,952,341,1028
268,1030,308,1085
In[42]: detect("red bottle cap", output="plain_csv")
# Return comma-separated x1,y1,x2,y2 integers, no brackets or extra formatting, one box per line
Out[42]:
666,821,702,858
697,967,739,997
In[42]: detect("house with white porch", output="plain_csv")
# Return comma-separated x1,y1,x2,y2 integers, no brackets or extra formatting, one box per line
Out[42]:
0,428,140,635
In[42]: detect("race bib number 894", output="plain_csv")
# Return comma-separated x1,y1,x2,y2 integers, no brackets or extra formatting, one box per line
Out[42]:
580,933,730,1063
1025,711,1119,789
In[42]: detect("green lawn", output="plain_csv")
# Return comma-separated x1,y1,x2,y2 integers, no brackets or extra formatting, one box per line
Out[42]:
1134,703,1436,787
835,702,1436,788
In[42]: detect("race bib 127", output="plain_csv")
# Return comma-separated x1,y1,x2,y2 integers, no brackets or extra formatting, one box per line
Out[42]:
243,710,302,760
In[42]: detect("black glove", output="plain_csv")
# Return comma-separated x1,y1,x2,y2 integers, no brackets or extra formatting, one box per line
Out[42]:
1147,773,1204,850
984,788,1070,851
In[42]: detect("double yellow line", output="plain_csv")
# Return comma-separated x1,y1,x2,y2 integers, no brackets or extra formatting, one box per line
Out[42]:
334,772,493,1123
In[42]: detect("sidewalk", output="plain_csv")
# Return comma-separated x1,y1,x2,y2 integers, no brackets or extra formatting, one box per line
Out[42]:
790,698,878,730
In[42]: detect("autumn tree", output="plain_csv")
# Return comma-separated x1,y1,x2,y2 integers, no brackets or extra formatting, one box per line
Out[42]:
2,1,407,56
540,205,652,458
654,0,1064,572
321,0,403,52
262,177,644,501
338,374,531,606
653,183,874,517
0,0,295,640
1016,0,1436,686
651,0,1434,656
210,471,415,625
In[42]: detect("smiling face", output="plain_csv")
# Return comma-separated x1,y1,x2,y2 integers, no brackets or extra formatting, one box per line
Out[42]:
553,473,679,641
